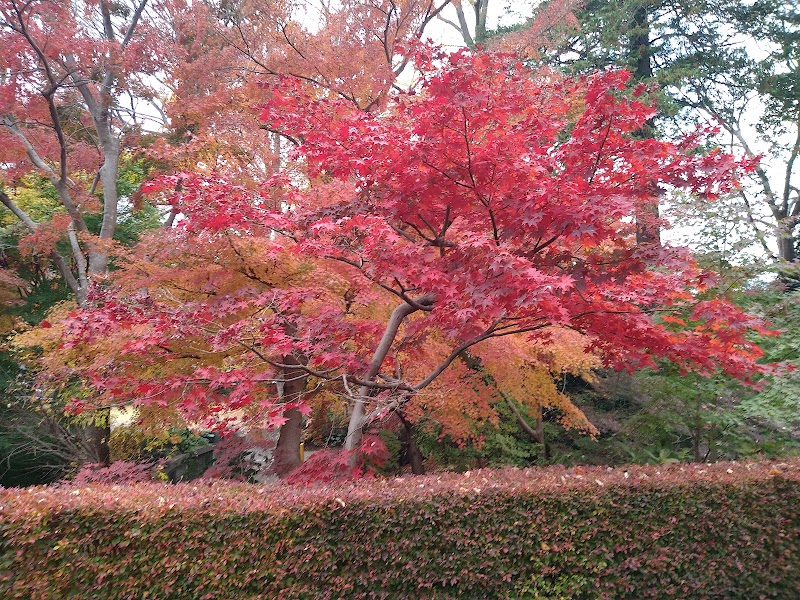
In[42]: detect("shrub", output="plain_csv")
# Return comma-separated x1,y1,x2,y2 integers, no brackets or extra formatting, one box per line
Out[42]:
71,461,156,485
1,460,798,599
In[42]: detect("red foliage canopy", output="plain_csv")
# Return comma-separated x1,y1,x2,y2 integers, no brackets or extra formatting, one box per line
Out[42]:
54,49,770,461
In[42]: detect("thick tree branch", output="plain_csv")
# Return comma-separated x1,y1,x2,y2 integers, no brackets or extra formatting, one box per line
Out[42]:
452,1,476,49
0,187,37,229
738,189,778,261
2,115,87,232
7,5,75,189
344,294,435,452
122,0,149,48
783,121,800,217
500,391,542,442
2,115,58,184
51,250,81,299
66,224,89,295
355,315,545,429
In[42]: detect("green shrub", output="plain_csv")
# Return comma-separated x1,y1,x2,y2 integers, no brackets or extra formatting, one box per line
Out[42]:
1,460,798,599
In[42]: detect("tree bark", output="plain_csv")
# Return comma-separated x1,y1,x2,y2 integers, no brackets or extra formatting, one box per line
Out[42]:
272,407,303,476
534,404,549,460
692,426,702,463
777,230,797,264
503,393,540,441
272,354,307,477
84,407,111,466
398,413,425,475
502,393,549,460
344,294,434,460
629,3,661,246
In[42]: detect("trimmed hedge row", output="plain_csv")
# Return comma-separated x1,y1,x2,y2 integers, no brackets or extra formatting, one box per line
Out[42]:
1,459,799,599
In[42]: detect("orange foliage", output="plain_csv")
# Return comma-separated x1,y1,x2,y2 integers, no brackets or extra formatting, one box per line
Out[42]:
477,333,599,435
399,327,600,444
403,336,499,444
489,0,582,59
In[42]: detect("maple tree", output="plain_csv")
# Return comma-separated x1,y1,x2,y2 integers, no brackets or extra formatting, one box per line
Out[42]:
39,47,774,480
1,0,449,294
0,0,184,466
142,0,453,184
258,49,770,458
1,0,456,476
224,0,453,111
0,0,178,305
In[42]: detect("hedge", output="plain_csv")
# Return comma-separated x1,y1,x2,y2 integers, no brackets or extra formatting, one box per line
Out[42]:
1,459,798,599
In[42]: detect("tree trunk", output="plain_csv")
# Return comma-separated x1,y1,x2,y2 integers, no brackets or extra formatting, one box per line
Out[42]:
692,426,702,463
629,4,661,246
399,413,425,475
777,229,797,286
704,425,720,462
272,408,303,476
344,296,433,462
502,393,548,459
777,224,796,261
475,0,489,46
535,404,549,461
84,407,111,466
89,138,120,275
271,354,307,477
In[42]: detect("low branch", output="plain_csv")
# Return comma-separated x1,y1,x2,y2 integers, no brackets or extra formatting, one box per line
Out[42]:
500,391,542,442
66,223,89,294
0,187,37,229
244,348,414,392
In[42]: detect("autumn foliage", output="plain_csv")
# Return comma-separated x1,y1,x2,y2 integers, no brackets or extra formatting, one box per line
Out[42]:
23,47,773,474
1,460,798,598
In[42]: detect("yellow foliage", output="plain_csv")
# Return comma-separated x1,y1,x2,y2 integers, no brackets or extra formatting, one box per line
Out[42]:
12,301,77,355
0,179,62,228
475,330,599,435
400,334,498,444
398,326,602,442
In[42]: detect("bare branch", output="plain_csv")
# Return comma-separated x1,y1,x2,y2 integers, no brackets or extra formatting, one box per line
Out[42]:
67,223,89,294
737,189,778,261
413,315,509,391
121,0,149,48
452,0,476,49
2,115,59,184
259,124,301,146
